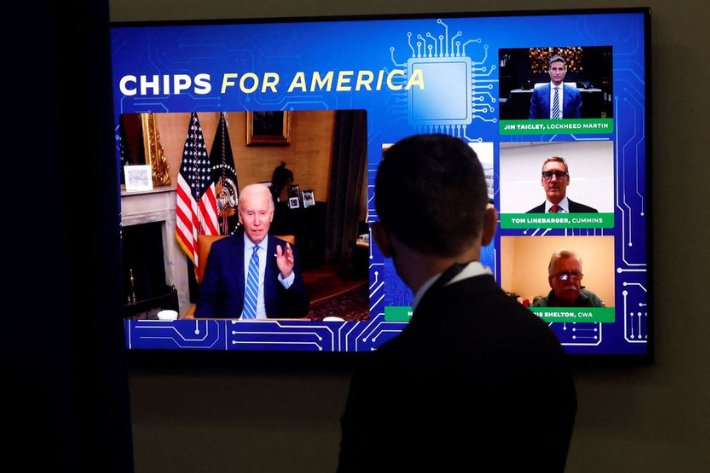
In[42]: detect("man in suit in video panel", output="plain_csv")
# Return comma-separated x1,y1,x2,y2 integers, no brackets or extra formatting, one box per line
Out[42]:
195,183,309,319
526,156,598,214
529,54,582,120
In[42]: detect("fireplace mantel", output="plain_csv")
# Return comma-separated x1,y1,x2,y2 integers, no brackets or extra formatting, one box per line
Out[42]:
121,186,190,315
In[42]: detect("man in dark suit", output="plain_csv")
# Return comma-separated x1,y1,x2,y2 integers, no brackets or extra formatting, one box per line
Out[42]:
529,55,582,119
338,135,576,472
195,184,309,319
527,156,598,213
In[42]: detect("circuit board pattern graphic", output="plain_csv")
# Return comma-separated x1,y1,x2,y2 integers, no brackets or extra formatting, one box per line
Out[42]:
125,319,393,351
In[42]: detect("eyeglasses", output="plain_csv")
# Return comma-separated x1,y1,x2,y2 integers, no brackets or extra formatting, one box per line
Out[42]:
542,171,569,180
553,271,583,281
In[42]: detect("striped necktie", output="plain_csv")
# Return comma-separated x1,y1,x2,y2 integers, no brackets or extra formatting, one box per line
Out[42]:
551,86,561,119
242,245,260,319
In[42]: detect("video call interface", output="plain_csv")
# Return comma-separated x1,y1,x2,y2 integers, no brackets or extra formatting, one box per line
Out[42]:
112,9,650,357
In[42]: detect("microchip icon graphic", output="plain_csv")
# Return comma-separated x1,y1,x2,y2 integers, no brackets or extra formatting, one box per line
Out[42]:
408,56,472,127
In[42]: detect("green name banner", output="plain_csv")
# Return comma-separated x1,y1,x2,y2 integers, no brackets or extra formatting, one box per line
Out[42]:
385,306,614,323
385,306,413,322
531,307,615,323
500,213,614,229
500,118,614,135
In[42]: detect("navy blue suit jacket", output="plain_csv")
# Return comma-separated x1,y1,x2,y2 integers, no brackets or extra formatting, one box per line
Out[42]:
195,232,309,319
529,83,582,119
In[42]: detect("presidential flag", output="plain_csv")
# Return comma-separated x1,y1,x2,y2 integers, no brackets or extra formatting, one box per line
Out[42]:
210,112,240,234
175,112,219,274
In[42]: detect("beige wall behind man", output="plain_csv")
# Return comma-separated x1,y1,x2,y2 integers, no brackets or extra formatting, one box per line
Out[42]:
154,111,336,200
111,1,710,472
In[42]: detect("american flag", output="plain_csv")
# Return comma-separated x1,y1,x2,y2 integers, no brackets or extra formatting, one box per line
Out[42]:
176,112,219,274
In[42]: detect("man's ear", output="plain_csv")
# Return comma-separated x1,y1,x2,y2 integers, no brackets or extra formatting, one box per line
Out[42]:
548,276,555,289
371,222,393,258
481,204,497,247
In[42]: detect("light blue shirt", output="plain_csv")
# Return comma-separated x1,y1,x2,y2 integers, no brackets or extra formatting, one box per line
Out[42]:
242,234,294,319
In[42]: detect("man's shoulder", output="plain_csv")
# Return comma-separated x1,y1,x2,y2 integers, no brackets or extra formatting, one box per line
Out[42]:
531,84,549,96
415,276,552,342
532,293,549,307
568,199,598,213
564,83,581,94
210,233,243,251
370,276,568,382
580,288,606,307
268,234,289,246
421,274,501,310
526,202,546,213
266,235,298,258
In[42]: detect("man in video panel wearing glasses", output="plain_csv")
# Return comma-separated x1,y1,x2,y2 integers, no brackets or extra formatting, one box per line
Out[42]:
533,249,605,307
527,156,598,214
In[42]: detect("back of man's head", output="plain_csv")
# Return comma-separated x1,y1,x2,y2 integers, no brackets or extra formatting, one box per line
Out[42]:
375,134,488,257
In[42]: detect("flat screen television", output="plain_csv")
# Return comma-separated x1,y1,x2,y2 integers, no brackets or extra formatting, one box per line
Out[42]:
111,8,652,362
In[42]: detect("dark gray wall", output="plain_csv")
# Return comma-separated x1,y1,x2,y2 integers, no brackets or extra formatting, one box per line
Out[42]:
111,1,710,471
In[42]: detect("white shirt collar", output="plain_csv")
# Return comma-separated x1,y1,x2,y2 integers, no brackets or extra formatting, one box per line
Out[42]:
412,261,492,312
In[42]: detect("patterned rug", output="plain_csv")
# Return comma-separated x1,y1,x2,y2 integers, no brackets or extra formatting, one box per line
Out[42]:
307,281,369,322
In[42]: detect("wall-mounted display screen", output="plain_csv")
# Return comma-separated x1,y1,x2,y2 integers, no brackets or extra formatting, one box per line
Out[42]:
111,8,651,360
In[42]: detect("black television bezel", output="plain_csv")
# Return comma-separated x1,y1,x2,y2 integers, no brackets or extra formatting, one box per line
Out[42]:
111,7,653,368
